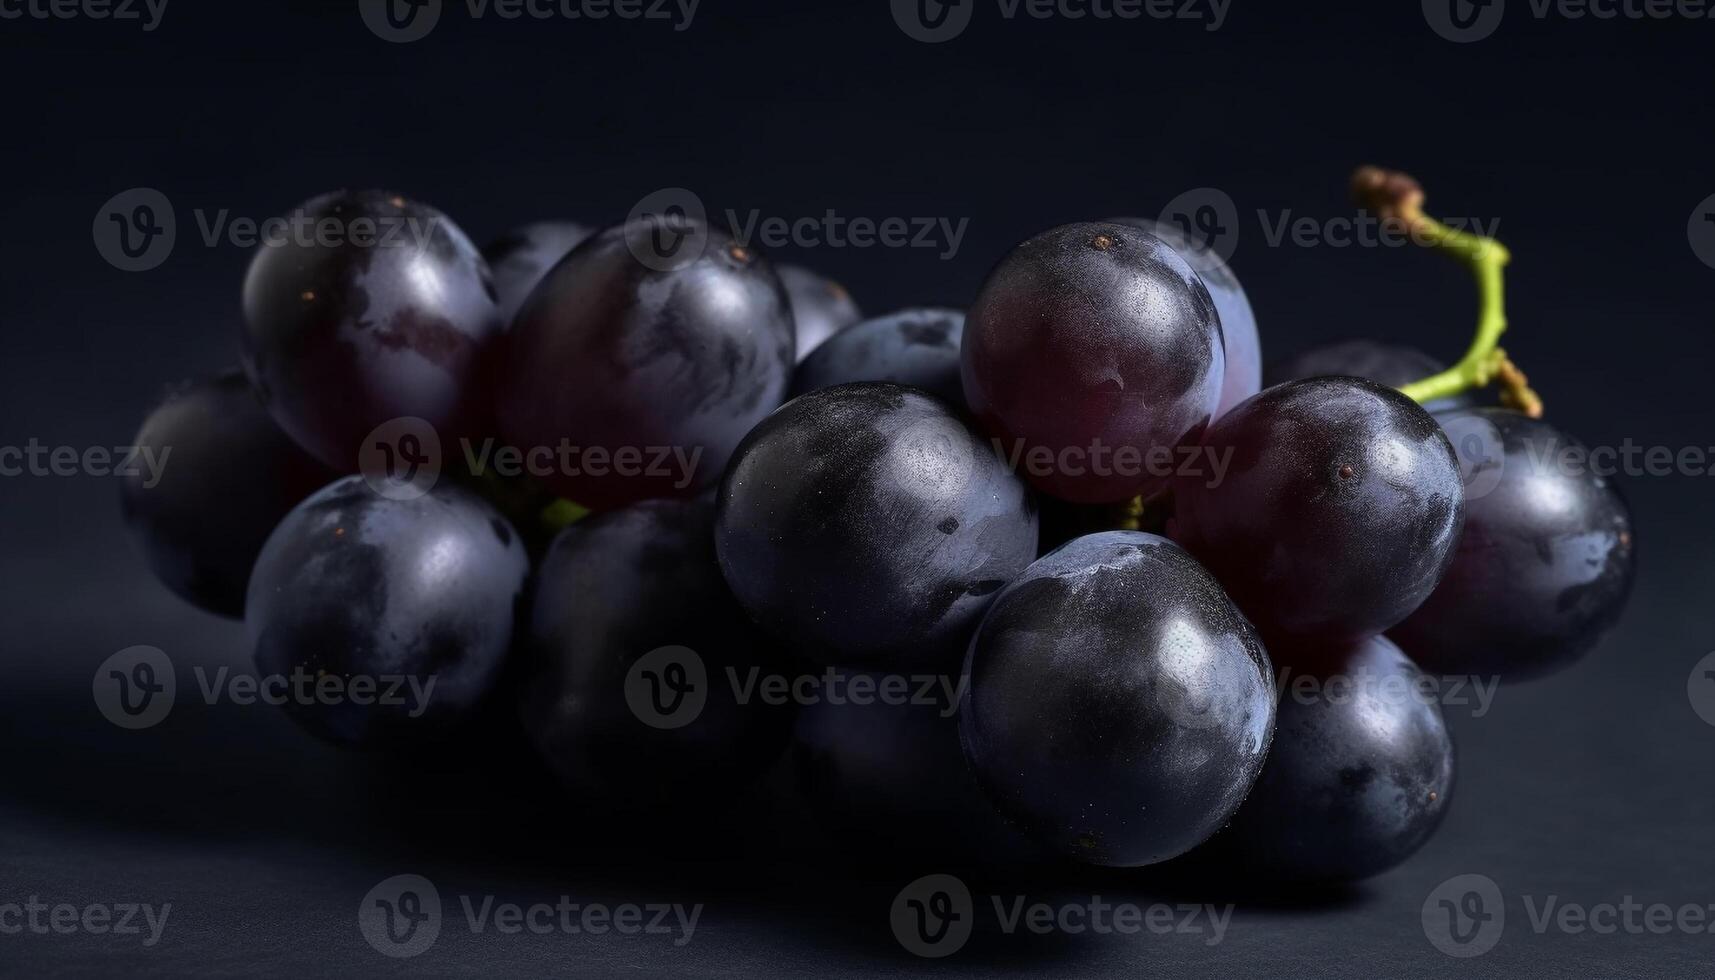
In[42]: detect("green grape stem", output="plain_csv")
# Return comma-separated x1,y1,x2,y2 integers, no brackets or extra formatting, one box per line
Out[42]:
1351,166,1543,417
540,497,590,531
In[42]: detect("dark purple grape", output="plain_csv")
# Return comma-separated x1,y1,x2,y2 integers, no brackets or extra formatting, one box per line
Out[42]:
482,220,594,326
496,220,795,510
247,477,528,746
1391,409,1636,680
715,384,1037,669
962,222,1224,503
1266,339,1475,414
1171,377,1465,646
518,498,793,804
779,263,862,361
241,190,503,471
1222,635,1454,881
790,307,965,408
1109,217,1260,420
120,370,334,618
792,669,1034,864
959,532,1275,867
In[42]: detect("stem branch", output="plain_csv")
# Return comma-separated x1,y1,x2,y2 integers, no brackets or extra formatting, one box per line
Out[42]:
1350,166,1542,417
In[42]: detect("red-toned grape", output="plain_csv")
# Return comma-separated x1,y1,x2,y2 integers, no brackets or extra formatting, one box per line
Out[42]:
1171,377,1464,646
962,222,1224,503
241,190,503,471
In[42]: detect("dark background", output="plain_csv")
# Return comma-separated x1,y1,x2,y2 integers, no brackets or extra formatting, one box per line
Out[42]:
3,0,1713,976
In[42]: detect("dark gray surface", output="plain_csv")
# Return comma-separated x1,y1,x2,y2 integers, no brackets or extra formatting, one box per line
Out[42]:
3,559,1712,977
4,1,1715,976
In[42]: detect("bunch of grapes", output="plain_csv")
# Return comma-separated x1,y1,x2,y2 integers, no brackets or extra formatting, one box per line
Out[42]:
122,169,1634,883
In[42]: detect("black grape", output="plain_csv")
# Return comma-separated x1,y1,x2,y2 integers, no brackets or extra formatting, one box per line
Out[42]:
1171,377,1465,646
120,370,334,618
1391,409,1636,680
1267,339,1475,414
791,307,965,408
518,497,793,804
778,263,863,361
1110,216,1260,419
482,220,594,326
247,477,528,746
496,219,794,509
241,190,503,470
959,532,1275,867
1222,635,1454,882
715,383,1037,669
962,222,1224,503
792,669,1034,864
